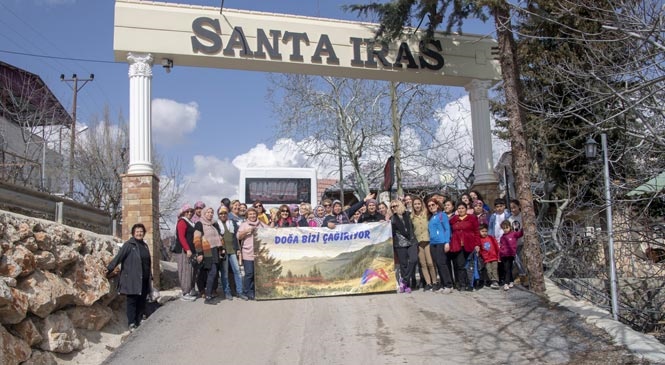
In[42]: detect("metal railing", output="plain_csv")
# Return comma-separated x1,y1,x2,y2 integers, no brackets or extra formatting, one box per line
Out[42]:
0,180,113,235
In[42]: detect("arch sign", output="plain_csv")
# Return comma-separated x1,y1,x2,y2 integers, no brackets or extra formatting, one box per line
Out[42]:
113,0,500,86
113,0,501,286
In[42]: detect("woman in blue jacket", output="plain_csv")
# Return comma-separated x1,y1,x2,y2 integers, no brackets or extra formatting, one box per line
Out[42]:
427,198,454,293
107,223,152,331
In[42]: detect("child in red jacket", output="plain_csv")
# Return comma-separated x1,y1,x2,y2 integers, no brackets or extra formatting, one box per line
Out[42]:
478,224,501,289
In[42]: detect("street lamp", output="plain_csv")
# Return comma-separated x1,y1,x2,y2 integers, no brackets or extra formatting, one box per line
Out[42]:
585,133,619,321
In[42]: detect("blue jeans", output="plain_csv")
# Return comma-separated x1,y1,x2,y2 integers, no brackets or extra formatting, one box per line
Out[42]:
220,254,243,297
242,259,255,299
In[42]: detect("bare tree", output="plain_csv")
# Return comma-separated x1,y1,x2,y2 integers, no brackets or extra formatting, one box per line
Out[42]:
269,74,469,198
74,107,127,220
345,0,547,292
268,75,390,198
153,151,186,224
75,107,185,224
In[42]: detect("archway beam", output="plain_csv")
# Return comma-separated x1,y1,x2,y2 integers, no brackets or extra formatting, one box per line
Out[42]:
114,0,501,87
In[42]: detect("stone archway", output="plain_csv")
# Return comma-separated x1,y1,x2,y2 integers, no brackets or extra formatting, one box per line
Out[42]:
113,0,502,284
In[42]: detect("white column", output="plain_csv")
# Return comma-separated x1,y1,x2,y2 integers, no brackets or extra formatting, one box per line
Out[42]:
465,79,497,184
127,53,153,175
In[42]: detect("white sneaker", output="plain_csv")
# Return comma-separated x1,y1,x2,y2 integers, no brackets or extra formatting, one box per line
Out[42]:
442,287,453,294
503,284,509,291
508,282,514,288
180,294,197,301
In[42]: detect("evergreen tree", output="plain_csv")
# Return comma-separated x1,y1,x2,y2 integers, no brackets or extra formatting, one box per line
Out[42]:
255,246,282,296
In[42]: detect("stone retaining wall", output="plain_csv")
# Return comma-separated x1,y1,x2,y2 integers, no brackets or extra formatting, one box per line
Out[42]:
0,209,121,365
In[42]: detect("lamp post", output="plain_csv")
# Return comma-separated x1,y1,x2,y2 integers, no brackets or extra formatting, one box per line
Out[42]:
585,133,619,321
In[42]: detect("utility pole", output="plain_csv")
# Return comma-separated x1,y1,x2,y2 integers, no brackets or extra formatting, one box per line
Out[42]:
61,73,94,197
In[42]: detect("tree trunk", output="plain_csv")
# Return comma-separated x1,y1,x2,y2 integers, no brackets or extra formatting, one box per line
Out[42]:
390,81,403,198
493,2,545,293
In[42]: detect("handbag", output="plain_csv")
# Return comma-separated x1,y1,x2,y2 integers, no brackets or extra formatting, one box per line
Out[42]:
169,239,178,253
394,232,413,247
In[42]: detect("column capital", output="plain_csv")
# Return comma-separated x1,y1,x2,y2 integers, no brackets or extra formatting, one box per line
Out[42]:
464,79,493,102
127,53,153,78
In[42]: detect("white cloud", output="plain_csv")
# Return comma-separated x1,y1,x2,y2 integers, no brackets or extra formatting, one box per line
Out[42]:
231,139,309,169
176,95,510,217
152,99,199,145
180,155,239,211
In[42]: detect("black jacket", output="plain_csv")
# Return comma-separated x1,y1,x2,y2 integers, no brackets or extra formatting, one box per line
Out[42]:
173,218,196,254
107,237,151,295
359,211,385,223
322,201,365,227
391,212,416,247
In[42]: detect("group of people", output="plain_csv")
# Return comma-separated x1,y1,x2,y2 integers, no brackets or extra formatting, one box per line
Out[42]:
169,191,528,300
106,190,528,330
409,191,527,294
172,200,259,304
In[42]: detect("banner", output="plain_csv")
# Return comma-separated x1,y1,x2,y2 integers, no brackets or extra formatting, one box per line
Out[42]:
253,222,396,300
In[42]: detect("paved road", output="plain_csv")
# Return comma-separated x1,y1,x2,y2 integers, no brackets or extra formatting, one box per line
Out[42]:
102,287,643,365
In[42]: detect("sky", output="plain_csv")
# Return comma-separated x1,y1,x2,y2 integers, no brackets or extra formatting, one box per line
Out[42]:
0,0,504,224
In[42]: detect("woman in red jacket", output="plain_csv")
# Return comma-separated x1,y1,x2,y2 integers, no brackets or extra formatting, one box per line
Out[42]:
449,202,481,291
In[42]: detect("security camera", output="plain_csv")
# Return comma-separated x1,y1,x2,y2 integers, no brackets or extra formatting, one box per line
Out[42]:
161,58,173,73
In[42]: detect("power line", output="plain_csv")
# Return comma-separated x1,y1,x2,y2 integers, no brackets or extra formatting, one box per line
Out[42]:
0,1,114,118
0,49,120,64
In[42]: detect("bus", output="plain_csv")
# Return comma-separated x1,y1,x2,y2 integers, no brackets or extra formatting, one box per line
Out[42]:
238,167,318,209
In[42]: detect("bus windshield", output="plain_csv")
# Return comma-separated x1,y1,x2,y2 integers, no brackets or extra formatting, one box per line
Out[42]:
239,168,318,208
245,178,312,206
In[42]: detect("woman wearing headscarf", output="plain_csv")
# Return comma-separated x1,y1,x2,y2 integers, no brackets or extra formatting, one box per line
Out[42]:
473,199,489,226
192,201,206,223
311,205,326,227
237,207,267,300
106,223,152,331
174,204,198,301
390,199,418,293
193,207,224,304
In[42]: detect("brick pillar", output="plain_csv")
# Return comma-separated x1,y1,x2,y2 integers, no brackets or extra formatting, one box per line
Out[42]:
122,174,161,289
472,182,500,211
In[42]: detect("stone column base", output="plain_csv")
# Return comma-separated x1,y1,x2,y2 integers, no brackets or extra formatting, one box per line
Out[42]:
471,182,501,210
122,174,161,289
